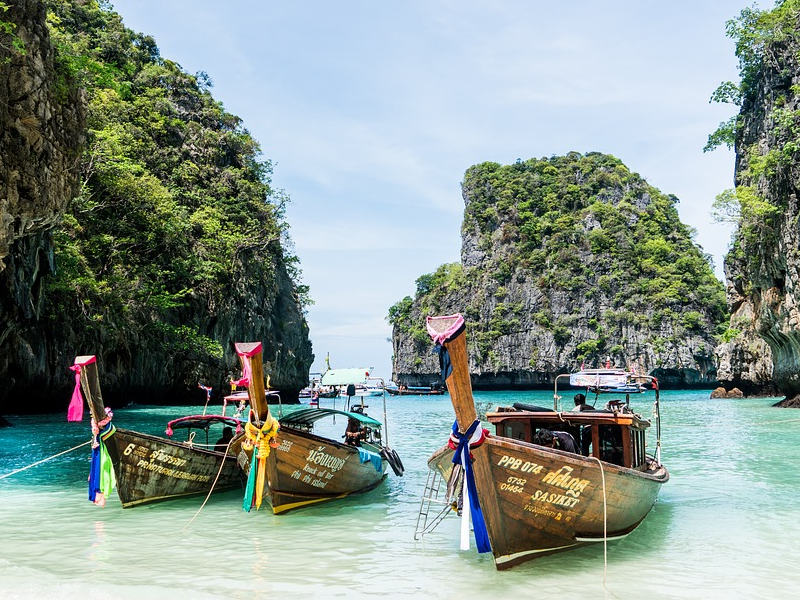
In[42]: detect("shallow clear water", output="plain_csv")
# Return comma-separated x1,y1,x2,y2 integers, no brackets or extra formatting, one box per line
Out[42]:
1,390,799,599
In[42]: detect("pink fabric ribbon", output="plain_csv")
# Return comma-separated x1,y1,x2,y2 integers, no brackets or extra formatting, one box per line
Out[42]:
426,314,466,345
233,342,262,388
67,365,84,422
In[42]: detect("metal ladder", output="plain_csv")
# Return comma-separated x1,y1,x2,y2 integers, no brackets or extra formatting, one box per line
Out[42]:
413,468,454,540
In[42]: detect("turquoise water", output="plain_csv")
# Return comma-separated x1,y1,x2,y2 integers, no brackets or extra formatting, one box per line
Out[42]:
1,390,799,599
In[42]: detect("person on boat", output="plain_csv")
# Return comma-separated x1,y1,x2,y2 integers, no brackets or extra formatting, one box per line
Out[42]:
532,428,579,453
215,426,234,452
344,405,368,446
572,393,595,411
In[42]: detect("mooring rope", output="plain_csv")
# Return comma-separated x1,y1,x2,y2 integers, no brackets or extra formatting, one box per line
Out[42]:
587,455,620,600
183,438,235,529
0,440,91,480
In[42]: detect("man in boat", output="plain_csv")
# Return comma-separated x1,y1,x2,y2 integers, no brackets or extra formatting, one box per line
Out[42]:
572,393,595,411
532,428,579,453
345,405,368,446
215,426,234,453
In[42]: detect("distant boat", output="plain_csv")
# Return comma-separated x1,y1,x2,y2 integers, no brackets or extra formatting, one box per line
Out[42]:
69,355,243,508
386,385,445,396
419,314,668,569
234,344,404,514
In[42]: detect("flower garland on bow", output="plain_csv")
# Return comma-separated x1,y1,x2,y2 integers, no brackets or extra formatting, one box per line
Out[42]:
241,410,280,512
450,419,491,553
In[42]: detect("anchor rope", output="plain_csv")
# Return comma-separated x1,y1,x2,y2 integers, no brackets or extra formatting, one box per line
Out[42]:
0,440,91,480
183,437,235,530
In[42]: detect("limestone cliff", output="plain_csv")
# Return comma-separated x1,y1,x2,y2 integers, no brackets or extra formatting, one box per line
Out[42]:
0,0,312,412
391,153,727,389
713,1,800,404
0,0,84,404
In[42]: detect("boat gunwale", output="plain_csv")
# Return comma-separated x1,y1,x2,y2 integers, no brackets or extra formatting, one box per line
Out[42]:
428,435,669,483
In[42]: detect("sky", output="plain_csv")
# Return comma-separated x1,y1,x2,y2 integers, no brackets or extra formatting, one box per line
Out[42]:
112,0,753,381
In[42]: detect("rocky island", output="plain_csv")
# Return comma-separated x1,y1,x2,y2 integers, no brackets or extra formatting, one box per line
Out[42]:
390,153,727,389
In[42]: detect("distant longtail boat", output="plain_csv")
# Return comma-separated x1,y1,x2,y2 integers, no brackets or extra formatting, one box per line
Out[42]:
420,314,669,569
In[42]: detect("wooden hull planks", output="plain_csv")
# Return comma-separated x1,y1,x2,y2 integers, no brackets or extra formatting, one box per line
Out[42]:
109,428,243,508
239,427,387,514
429,437,668,569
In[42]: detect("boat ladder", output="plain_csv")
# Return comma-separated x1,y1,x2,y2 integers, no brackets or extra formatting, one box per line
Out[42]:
413,468,454,540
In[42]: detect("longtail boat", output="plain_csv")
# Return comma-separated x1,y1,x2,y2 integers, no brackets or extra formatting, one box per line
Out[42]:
234,342,403,514
68,355,244,508
386,385,445,396
421,314,668,570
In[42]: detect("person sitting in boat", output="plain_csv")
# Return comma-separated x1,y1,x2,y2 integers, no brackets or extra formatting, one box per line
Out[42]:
215,426,234,452
345,406,368,446
532,428,579,454
572,393,595,411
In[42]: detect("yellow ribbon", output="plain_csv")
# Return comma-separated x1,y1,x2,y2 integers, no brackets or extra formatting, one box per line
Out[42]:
242,413,280,509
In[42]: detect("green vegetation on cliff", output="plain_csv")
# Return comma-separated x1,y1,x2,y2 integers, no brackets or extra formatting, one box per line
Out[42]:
708,1,800,279
390,152,726,372
43,0,309,365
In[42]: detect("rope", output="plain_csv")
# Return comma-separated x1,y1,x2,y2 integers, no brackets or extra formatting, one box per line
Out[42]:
183,438,235,530
588,456,613,598
0,440,92,480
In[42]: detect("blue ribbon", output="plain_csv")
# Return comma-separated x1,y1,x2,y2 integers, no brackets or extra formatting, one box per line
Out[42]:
88,444,101,502
433,343,452,385
451,419,491,553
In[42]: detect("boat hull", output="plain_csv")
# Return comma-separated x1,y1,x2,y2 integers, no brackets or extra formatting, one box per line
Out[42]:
386,388,445,396
107,428,243,508
239,428,387,514
429,436,668,569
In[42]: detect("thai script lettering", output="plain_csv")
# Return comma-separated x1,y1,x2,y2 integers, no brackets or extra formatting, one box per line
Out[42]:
149,450,187,468
306,446,346,472
541,465,589,498
276,439,293,453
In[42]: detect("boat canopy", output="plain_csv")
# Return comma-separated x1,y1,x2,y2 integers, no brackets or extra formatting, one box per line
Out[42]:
570,369,629,389
321,368,370,386
165,415,242,434
279,408,382,429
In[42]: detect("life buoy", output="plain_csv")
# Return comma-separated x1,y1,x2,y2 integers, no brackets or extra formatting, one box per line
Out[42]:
381,446,404,476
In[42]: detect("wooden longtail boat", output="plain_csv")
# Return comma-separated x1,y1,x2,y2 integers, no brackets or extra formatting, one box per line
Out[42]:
234,342,403,514
423,314,669,570
385,385,445,396
70,355,243,508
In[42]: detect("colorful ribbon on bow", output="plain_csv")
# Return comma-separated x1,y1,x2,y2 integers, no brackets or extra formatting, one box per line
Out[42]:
233,342,262,388
67,364,84,422
451,419,491,553
89,409,116,507
241,410,280,512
